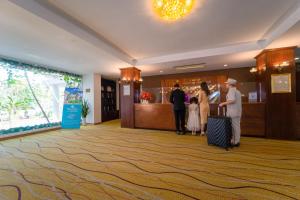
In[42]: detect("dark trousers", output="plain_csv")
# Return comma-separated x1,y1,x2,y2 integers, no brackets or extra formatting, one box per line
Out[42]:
174,109,186,132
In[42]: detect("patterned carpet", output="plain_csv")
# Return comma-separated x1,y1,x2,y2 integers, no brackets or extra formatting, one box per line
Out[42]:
0,120,299,200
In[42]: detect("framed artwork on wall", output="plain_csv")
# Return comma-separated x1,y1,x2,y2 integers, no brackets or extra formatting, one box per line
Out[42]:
271,73,291,93
123,85,130,96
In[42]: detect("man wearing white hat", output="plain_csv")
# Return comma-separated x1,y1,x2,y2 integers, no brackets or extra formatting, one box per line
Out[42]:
219,78,242,147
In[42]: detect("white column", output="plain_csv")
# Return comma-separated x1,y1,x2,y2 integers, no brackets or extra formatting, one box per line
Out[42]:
82,73,102,124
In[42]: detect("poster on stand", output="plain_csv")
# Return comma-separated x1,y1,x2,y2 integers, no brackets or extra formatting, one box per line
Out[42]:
62,88,83,129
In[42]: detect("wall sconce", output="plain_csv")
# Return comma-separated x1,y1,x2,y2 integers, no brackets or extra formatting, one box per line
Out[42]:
274,61,289,72
254,64,266,74
121,77,130,83
250,66,266,75
119,77,143,84
250,67,258,74
120,67,142,84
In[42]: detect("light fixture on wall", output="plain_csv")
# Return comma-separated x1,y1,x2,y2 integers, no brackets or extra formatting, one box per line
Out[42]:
256,64,266,74
274,61,289,72
152,0,196,21
250,67,258,74
251,64,266,75
119,67,142,84
120,77,143,84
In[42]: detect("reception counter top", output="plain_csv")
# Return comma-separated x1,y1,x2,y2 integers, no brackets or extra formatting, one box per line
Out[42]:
135,103,266,137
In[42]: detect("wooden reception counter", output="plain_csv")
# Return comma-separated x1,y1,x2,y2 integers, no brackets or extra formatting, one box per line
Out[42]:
135,103,266,137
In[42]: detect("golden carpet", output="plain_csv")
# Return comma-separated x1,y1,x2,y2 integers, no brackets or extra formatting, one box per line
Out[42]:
0,120,299,200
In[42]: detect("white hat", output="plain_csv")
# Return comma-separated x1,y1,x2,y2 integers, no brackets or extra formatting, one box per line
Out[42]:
225,78,237,85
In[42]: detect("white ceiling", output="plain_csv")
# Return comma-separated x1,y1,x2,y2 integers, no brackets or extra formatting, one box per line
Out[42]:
1,0,300,77
267,21,300,49
139,50,260,76
48,0,297,58
0,0,130,76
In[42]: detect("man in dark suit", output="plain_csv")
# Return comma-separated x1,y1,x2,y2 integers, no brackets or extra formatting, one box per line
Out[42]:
169,83,186,135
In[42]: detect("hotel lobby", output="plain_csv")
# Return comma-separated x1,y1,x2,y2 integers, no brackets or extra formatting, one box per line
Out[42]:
0,0,300,199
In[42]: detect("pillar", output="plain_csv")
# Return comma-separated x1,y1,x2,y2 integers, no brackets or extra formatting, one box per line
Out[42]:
82,73,102,124
119,67,141,128
255,46,297,139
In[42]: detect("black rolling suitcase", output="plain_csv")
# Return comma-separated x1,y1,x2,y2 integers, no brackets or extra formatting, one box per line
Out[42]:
207,107,232,150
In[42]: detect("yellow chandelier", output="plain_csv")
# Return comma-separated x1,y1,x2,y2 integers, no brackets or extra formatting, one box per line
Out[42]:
152,0,196,21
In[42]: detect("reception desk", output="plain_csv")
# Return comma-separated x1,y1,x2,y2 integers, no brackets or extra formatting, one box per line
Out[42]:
135,103,266,137
135,103,176,130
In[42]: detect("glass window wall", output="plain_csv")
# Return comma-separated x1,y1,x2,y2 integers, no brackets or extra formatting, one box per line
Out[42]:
0,58,81,135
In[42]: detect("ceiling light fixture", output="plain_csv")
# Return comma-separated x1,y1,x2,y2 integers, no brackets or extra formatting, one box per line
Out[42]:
295,57,299,60
224,64,228,67
152,0,196,21
160,70,164,73
174,63,205,70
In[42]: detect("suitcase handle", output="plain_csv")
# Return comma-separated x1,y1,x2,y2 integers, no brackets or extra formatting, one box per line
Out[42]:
218,106,226,116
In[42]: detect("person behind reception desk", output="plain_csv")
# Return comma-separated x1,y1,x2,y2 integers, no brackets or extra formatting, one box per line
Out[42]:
170,83,186,135
219,78,242,147
199,82,210,136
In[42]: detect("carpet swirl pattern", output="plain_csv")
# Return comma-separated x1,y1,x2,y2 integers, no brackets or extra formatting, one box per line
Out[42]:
0,120,299,200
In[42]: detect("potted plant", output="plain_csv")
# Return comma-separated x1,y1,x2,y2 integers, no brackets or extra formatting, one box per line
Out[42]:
140,91,152,104
81,99,90,125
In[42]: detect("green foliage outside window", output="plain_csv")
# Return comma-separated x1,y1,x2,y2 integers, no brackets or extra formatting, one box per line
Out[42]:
0,57,82,133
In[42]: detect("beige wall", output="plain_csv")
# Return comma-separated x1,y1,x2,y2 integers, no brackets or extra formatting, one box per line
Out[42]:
93,74,101,124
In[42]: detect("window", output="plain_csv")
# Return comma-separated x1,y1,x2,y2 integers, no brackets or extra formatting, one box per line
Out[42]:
0,58,81,135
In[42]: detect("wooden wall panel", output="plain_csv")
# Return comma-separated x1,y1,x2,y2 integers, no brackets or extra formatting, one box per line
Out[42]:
296,103,300,139
120,67,141,82
161,75,224,88
142,67,255,88
256,53,266,71
255,53,267,102
266,48,296,139
296,63,300,102
160,75,227,103
120,67,141,128
256,47,297,140
120,82,135,128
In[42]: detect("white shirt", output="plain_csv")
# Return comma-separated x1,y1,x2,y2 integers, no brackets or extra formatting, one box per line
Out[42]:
226,87,242,118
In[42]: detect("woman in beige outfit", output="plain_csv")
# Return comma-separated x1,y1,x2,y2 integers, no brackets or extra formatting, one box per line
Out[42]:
199,82,210,135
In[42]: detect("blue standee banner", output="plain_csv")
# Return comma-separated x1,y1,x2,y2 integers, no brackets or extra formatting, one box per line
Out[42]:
62,88,83,129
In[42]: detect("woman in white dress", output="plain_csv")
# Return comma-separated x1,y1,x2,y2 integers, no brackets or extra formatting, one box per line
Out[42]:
187,97,200,135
